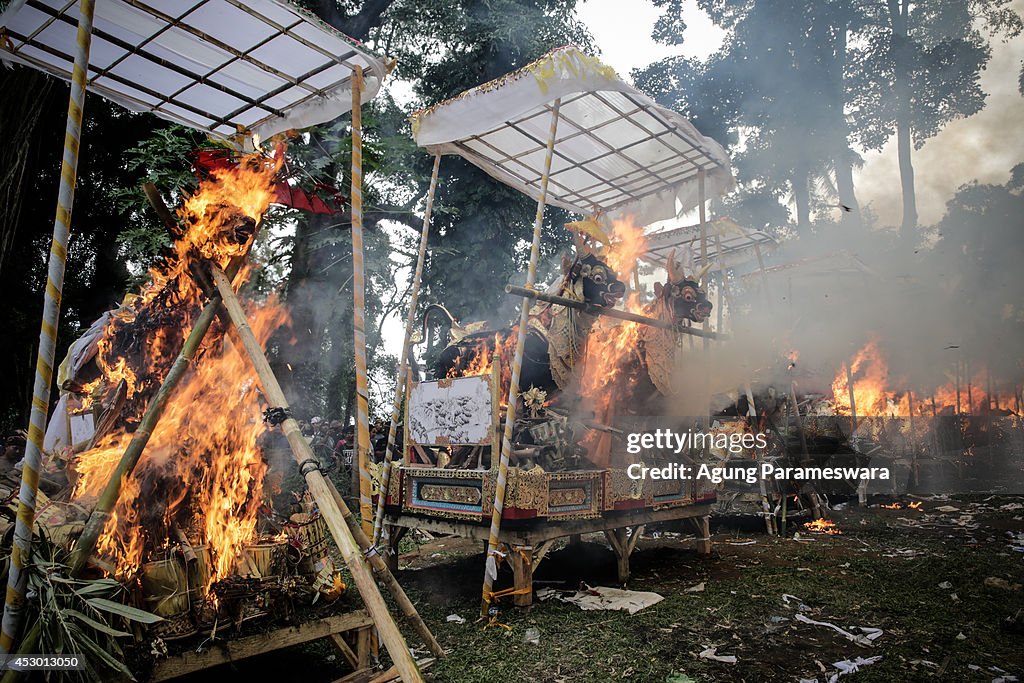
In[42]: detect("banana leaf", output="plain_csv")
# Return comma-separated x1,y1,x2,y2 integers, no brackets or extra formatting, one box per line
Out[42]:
86,598,164,624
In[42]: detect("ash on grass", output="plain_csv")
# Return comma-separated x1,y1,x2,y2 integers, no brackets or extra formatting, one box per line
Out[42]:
404,498,1023,683
179,499,1023,682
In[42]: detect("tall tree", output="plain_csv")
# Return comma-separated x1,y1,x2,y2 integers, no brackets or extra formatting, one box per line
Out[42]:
311,0,594,354
637,0,844,232
847,0,1021,240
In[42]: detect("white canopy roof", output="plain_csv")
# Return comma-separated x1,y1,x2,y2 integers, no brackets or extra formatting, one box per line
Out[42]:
411,46,734,225
0,0,388,144
643,218,777,272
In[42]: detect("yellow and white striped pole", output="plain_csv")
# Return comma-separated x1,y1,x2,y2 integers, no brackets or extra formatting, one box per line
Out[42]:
372,153,442,546
349,66,374,536
481,100,561,615
0,0,96,654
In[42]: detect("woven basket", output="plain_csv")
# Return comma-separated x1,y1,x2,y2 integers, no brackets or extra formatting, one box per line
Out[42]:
140,556,190,617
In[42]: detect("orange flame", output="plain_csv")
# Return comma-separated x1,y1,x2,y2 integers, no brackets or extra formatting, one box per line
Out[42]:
69,152,286,583
832,338,890,417
831,339,1018,418
576,220,651,462
603,217,648,276
804,518,841,534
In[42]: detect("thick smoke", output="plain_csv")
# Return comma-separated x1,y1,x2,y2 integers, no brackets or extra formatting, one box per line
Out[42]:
663,212,1024,416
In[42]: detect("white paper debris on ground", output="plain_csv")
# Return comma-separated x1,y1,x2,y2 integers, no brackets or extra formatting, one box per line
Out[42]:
547,585,664,614
938,581,953,589
724,539,757,545
698,646,738,664
827,656,882,682
794,613,884,645
782,594,810,611
935,505,961,512
685,582,706,593
446,614,466,624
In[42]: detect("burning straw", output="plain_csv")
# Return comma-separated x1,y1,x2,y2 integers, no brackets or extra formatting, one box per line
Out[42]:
70,153,287,583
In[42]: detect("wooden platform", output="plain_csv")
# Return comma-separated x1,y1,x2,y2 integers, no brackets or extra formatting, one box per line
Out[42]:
149,611,377,681
384,502,714,607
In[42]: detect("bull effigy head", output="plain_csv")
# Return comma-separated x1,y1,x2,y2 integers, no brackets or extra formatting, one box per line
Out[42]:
565,253,626,307
656,251,712,324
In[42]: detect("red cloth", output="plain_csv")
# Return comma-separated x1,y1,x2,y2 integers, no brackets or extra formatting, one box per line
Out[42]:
193,149,346,215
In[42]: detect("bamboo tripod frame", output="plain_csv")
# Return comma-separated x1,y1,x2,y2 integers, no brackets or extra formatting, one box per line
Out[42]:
1,0,96,654
209,266,437,678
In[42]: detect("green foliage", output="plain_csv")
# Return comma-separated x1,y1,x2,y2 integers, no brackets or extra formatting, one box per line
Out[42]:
845,0,1015,152
651,0,688,45
23,534,162,682
637,1,847,230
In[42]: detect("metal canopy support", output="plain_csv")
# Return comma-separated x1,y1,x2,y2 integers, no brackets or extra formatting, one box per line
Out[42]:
0,0,95,655
481,100,561,616
372,154,443,546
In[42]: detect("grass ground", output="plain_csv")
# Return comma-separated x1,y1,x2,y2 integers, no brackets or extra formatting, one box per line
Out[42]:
184,495,1024,682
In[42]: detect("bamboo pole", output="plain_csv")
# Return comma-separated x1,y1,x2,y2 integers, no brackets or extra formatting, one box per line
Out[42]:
481,100,561,616
373,154,442,546
745,386,775,535
907,389,918,486
208,266,425,681
955,359,962,415
323,469,444,658
697,171,711,458
753,242,771,305
0,0,96,654
966,359,973,416
504,286,726,339
349,66,373,535
698,169,709,353
788,379,822,518
713,231,733,335
846,364,858,434
68,260,244,577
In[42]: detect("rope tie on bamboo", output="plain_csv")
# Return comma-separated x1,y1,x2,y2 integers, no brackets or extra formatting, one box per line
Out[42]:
362,544,379,559
262,407,290,426
484,586,532,602
298,458,321,476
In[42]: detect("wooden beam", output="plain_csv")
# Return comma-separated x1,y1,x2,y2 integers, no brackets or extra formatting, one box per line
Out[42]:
208,265,424,683
531,539,556,571
509,545,534,607
150,612,372,681
505,285,726,340
330,632,360,669
625,525,645,555
384,502,716,546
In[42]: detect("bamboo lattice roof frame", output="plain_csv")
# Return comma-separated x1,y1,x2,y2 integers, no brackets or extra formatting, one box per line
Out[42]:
0,0,388,144
643,220,777,270
410,46,735,225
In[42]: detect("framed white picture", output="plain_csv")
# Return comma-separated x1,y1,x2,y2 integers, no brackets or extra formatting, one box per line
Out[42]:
407,375,493,446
